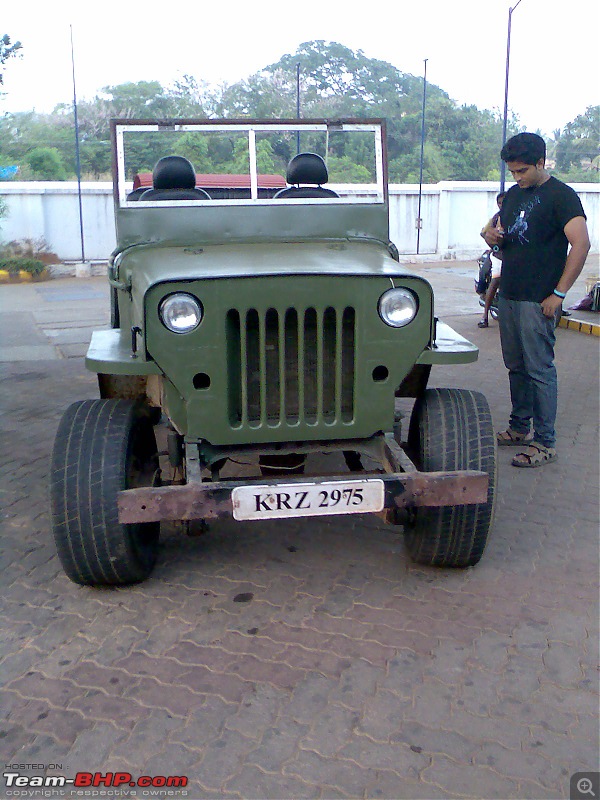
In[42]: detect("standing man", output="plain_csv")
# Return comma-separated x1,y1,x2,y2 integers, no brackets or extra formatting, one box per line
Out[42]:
484,132,590,468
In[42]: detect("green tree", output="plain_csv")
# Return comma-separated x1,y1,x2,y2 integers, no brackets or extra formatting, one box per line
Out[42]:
24,147,68,179
326,155,371,183
0,34,22,85
173,133,213,172
227,138,276,174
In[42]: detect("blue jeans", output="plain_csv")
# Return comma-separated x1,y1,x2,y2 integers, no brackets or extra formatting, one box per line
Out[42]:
497,297,558,448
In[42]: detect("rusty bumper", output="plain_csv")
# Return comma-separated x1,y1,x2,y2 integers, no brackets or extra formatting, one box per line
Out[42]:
118,470,489,524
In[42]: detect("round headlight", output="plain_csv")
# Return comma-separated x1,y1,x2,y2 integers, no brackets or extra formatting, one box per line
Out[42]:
159,293,203,333
378,288,418,328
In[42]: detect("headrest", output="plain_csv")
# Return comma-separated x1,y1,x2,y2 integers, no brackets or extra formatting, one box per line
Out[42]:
152,156,197,190
286,153,329,186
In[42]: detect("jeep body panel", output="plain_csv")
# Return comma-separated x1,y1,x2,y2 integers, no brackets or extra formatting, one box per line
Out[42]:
49,118,495,587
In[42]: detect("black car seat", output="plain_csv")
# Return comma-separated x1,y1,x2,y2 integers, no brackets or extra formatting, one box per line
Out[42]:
126,187,151,200
274,153,339,198
141,156,210,200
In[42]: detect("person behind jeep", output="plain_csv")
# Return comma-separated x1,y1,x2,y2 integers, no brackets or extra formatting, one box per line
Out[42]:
483,132,590,468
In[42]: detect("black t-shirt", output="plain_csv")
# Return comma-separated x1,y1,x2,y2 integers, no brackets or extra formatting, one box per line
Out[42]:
499,176,586,302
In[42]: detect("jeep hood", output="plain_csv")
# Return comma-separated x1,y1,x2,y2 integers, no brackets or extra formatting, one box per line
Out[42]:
121,240,417,294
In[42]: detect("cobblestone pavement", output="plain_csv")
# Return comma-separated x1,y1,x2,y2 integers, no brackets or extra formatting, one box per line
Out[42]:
1,262,598,800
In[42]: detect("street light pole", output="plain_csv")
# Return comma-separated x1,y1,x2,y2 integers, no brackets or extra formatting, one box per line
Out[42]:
416,58,428,255
296,62,301,154
500,0,523,192
70,24,86,264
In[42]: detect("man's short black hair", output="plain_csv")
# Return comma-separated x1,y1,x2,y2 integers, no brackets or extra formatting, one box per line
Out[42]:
501,132,546,165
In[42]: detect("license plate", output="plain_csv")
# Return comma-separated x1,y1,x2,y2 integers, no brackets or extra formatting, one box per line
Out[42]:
232,479,385,521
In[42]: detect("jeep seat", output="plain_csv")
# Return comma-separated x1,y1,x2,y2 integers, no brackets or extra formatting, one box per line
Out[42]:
274,153,339,198
141,156,210,200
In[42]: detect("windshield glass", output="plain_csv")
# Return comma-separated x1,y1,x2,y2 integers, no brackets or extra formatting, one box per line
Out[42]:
114,120,386,207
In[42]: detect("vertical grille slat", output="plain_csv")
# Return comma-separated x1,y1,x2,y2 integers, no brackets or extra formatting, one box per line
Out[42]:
334,308,344,424
228,305,355,429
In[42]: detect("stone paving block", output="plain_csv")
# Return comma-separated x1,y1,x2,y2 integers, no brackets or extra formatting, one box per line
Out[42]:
531,682,599,720
390,719,479,762
85,626,149,666
407,679,456,729
177,666,254,703
247,718,310,773
455,667,503,716
366,772,456,800
141,740,204,782
114,651,188,682
299,703,361,758
7,732,72,769
542,640,586,685
422,755,522,799
0,723,36,761
69,691,150,732
8,671,85,707
125,674,206,717
423,638,472,682
337,734,430,780
284,749,375,799
281,671,334,725
118,708,188,762
66,721,129,765
63,660,141,696
493,695,575,736
356,688,413,740
225,764,320,800
164,639,248,670
494,654,544,702
524,727,599,772
16,698,92,745
327,659,380,707
226,652,308,690
448,707,532,750
474,740,570,790
189,728,257,791
170,695,237,750
224,683,288,741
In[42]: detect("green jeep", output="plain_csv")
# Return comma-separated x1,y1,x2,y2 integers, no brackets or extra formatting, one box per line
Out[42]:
50,118,496,586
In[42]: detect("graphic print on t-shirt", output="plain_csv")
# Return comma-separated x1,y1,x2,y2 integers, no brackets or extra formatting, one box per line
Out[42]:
507,194,541,245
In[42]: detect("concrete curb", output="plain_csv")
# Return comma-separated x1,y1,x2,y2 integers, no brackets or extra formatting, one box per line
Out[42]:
558,315,600,336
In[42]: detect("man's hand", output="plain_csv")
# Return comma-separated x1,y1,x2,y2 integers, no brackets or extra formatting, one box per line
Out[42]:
483,226,504,249
541,293,563,319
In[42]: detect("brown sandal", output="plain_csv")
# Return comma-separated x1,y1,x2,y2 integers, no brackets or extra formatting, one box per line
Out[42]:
497,429,533,447
511,443,557,468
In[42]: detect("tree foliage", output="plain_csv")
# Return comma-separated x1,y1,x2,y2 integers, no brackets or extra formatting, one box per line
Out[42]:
0,40,597,183
23,147,68,180
1,34,22,85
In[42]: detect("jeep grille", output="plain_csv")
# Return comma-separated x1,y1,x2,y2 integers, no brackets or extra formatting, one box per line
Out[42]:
226,306,356,427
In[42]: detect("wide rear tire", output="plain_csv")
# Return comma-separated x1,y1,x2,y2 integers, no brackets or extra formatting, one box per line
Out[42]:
405,388,497,567
50,399,160,586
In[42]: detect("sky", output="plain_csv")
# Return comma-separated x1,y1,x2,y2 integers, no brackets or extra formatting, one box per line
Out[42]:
2,0,598,138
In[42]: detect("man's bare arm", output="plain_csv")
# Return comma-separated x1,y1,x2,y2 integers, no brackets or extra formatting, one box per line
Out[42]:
540,216,591,317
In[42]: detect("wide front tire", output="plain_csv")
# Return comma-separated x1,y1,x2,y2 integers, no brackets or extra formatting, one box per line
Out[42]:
405,388,497,567
50,399,160,586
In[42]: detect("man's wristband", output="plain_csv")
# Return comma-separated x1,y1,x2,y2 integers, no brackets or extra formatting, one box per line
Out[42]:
553,289,566,299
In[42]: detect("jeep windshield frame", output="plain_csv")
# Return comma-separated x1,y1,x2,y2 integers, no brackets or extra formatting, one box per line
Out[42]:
110,118,391,250
112,118,388,207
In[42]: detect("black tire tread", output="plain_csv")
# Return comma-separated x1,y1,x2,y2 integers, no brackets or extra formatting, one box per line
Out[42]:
405,388,497,567
50,399,159,586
